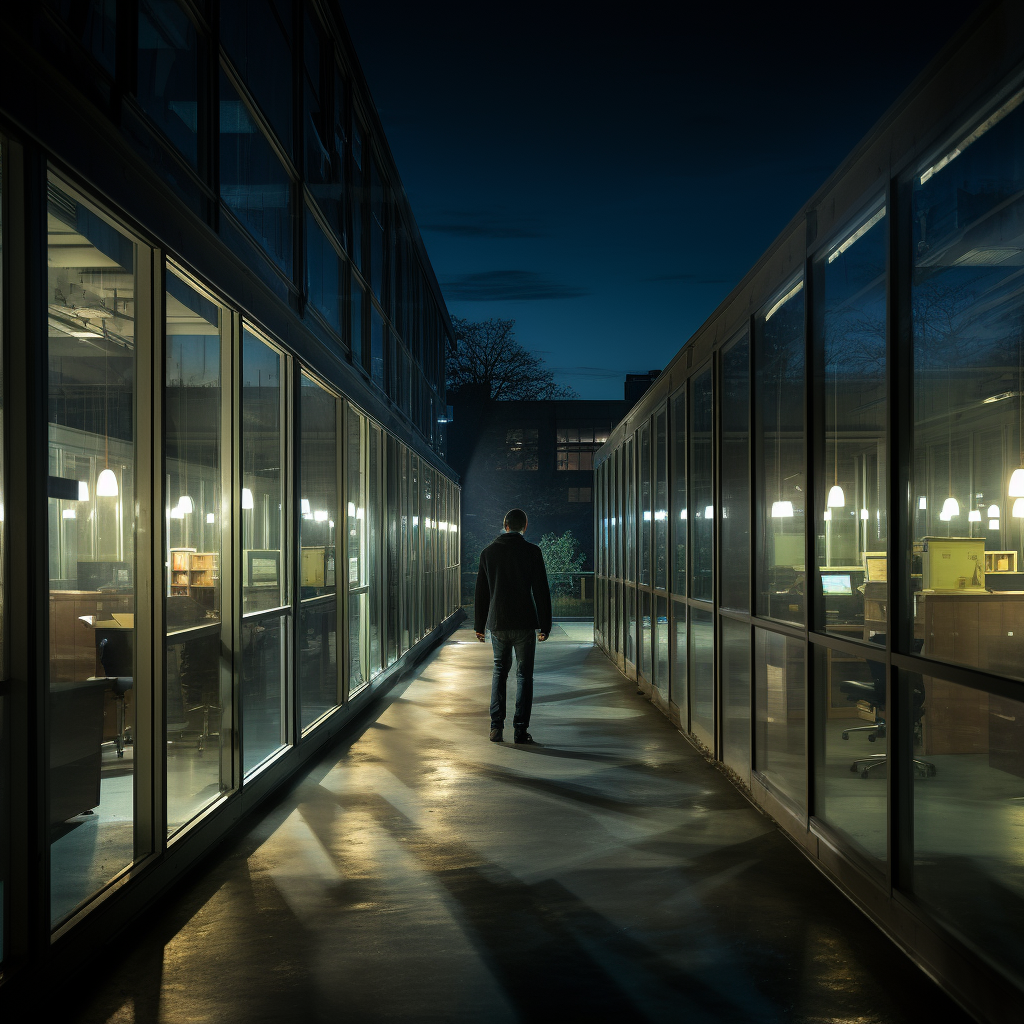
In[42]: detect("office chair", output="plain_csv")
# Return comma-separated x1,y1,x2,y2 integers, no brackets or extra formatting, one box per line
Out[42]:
838,636,936,779
93,636,133,758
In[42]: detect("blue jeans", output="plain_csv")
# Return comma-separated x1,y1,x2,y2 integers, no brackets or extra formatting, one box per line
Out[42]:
490,630,536,731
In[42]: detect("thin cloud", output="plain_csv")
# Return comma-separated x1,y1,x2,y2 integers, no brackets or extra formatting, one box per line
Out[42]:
647,272,737,284
443,270,588,301
423,223,543,239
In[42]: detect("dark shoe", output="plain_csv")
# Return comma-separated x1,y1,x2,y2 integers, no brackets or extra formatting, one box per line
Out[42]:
514,731,535,745
489,727,503,742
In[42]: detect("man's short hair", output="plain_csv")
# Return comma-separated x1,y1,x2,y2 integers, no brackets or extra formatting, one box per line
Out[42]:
504,508,528,533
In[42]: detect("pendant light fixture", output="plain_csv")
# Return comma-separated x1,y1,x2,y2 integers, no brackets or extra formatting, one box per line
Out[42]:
968,509,981,522
941,496,960,518
1014,498,1024,518
97,344,118,496
827,355,845,508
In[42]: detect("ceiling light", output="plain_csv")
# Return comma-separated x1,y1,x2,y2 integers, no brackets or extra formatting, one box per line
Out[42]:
96,468,119,496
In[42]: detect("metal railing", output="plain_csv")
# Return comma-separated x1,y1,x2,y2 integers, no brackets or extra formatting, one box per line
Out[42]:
462,571,594,619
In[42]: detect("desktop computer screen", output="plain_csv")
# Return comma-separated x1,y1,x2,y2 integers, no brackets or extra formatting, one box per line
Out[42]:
821,573,853,596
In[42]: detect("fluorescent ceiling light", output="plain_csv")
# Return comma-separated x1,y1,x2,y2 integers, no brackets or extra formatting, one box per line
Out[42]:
827,206,886,263
920,89,1024,184
70,330,103,338
765,281,803,321
953,247,1022,266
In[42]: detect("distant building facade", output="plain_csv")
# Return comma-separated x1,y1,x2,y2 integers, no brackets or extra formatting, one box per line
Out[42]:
624,370,661,406
448,387,627,572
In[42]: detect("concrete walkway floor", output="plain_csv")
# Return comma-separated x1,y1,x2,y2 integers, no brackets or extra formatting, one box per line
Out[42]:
69,624,972,1024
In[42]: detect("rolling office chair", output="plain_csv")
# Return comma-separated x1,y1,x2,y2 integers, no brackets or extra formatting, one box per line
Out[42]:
93,636,133,758
838,635,936,779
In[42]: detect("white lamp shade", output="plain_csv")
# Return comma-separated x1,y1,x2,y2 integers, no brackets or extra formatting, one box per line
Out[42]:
771,500,794,518
177,494,194,514
939,512,951,522
823,509,832,521
918,496,927,509
968,509,982,522
241,487,254,510
96,468,119,496
860,508,870,519
1010,468,1024,497
827,484,845,508
314,510,328,522
206,512,215,524
78,481,90,501
941,497,960,517
987,504,1000,517
989,519,1000,529
170,506,184,520
301,498,311,515
1014,498,1024,518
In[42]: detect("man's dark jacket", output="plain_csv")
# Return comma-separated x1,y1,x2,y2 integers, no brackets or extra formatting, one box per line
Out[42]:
474,532,552,636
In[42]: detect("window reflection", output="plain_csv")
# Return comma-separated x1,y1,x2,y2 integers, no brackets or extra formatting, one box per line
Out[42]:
690,370,713,601
721,334,750,611
690,607,714,747
722,618,751,784
816,203,887,640
241,330,288,774
814,648,887,866
755,628,806,812
47,181,137,923
757,280,806,625
671,389,686,594
165,268,231,832
299,374,339,730
906,670,1024,980
137,0,200,165
911,90,1024,679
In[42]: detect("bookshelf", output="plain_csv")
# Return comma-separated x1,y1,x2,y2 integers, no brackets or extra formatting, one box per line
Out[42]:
169,548,219,608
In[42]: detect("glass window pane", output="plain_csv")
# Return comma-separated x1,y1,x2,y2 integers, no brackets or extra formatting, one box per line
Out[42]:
242,331,287,613
165,268,232,832
220,0,293,153
370,305,385,390
640,590,653,681
299,374,339,729
672,599,686,715
690,369,713,601
721,334,750,611
755,628,806,812
625,587,636,665
639,424,651,586
368,423,382,676
241,330,288,772
654,595,668,699
757,280,806,625
348,407,369,692
721,617,750,783
137,0,200,165
305,206,341,335
911,94,1024,676
905,670,1024,981
689,606,714,747
654,410,668,589
47,0,117,74
47,182,137,922
625,438,635,583
815,649,886,867
241,612,287,774
817,202,887,640
671,389,686,594
219,71,292,275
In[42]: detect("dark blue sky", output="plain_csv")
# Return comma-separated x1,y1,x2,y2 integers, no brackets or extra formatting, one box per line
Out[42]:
340,1,983,399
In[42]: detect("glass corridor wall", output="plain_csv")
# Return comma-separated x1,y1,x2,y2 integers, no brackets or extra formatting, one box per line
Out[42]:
594,68,1024,1008
32,168,463,938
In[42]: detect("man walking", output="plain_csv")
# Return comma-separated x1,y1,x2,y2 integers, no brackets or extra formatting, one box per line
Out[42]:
474,508,552,744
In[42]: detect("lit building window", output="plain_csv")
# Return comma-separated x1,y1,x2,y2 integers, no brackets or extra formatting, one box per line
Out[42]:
556,424,610,471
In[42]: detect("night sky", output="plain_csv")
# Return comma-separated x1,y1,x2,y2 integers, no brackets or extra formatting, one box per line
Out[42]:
340,1,984,399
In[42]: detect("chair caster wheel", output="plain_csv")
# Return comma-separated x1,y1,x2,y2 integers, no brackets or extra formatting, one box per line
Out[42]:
842,732,849,740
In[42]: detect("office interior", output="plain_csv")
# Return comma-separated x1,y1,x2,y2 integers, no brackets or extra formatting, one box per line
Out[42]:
0,0,462,1002
594,8,1024,1023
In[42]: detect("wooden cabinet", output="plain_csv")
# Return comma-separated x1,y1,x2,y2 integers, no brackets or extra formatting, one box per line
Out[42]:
169,549,219,609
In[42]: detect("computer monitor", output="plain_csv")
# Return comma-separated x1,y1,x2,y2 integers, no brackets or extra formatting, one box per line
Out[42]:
821,572,853,596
